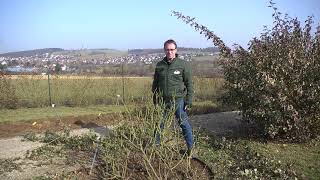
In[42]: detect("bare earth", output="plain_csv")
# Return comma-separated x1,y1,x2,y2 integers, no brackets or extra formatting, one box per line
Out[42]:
190,111,244,137
0,111,242,179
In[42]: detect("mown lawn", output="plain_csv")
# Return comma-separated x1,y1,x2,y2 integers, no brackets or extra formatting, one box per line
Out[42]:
0,103,318,179
0,101,222,123
0,105,125,123
251,140,320,178
196,133,320,179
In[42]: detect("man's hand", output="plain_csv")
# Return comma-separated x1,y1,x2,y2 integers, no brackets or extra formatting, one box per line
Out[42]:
184,105,189,111
184,104,191,111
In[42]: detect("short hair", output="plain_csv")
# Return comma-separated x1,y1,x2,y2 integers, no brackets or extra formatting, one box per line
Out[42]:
164,39,177,49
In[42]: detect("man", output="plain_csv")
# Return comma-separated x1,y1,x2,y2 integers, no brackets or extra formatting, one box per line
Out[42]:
152,39,193,156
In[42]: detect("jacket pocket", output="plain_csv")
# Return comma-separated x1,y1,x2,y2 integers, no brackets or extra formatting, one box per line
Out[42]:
170,68,183,82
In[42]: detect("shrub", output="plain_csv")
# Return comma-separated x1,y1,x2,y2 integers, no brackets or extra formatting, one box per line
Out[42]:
173,1,320,141
0,73,18,109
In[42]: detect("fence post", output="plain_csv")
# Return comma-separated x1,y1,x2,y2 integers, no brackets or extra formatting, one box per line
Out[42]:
47,64,52,106
122,62,125,104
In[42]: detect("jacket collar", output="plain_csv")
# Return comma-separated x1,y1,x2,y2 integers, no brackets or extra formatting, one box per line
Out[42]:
163,54,179,65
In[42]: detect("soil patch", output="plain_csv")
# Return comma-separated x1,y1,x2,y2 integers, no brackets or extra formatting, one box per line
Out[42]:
190,111,245,137
0,112,247,179
0,113,120,138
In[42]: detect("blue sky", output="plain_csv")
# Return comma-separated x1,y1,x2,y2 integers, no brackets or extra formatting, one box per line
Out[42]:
0,0,319,53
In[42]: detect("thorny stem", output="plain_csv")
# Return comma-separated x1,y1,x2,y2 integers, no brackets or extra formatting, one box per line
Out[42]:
122,133,160,179
171,11,233,58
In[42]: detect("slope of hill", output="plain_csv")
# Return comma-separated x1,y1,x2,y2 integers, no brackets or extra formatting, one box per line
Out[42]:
55,48,127,57
0,48,65,57
128,47,219,55
0,48,128,58
1,47,218,58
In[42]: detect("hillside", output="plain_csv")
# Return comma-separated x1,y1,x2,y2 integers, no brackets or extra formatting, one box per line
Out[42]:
128,47,219,55
0,48,64,57
0,47,219,58
0,48,127,58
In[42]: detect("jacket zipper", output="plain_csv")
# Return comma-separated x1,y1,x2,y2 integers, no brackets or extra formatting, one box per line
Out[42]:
166,63,169,98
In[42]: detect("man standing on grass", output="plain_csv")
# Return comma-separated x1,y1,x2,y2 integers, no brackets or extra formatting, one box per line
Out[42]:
152,39,194,156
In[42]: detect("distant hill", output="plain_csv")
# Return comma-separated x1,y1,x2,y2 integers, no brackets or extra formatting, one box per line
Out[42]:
0,48,128,58
56,48,127,57
0,48,65,57
128,47,219,55
0,47,219,58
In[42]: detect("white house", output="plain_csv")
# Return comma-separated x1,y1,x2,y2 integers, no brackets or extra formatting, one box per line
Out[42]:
1,61,7,66
61,65,67,71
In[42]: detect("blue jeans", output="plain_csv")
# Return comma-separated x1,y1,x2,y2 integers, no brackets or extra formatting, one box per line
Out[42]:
155,98,193,150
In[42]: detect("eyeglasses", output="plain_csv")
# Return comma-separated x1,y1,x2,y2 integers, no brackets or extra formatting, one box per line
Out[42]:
165,48,176,52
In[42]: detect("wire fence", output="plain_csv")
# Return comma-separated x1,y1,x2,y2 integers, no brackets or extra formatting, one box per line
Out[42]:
0,67,224,109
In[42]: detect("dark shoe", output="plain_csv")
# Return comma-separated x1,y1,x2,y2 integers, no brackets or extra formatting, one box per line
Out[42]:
187,149,192,157
179,149,193,158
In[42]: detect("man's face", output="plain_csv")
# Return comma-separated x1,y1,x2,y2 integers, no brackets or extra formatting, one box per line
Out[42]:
164,43,177,61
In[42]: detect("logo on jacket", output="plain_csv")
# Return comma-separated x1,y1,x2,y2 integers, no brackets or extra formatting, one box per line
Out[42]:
174,70,180,75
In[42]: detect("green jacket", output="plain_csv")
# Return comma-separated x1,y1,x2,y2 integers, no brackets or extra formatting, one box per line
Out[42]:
152,55,193,105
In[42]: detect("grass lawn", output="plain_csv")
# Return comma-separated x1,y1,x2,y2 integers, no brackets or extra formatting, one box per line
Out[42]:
196,133,320,179
0,101,220,123
0,105,126,123
0,103,319,179
251,140,320,178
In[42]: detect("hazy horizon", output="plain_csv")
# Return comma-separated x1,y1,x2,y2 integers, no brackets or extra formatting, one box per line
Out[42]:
0,46,221,54
1,0,319,54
